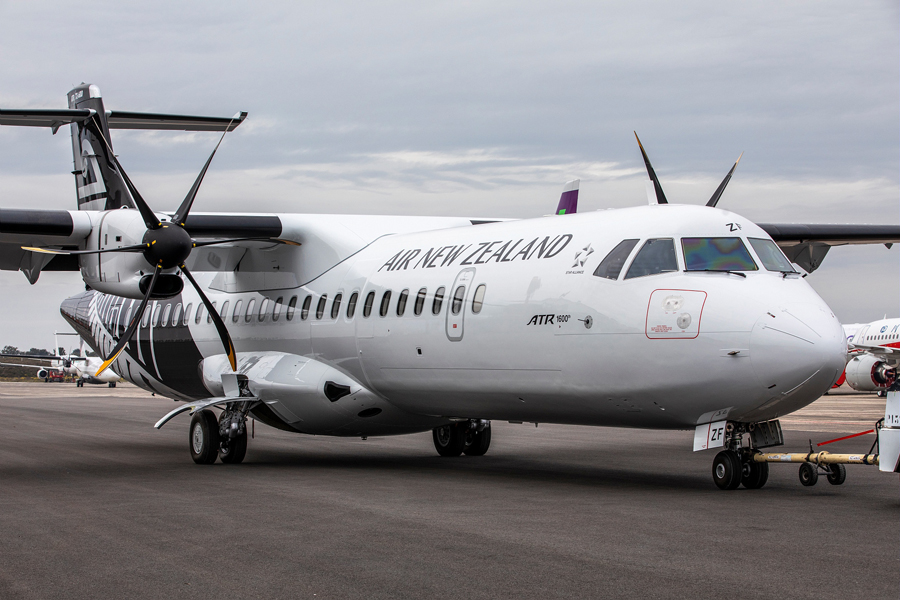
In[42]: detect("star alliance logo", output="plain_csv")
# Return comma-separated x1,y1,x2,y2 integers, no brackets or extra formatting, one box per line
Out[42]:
572,243,593,268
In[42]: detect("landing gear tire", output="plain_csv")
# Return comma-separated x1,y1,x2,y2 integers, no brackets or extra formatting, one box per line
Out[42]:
712,450,742,490
463,426,491,456
433,424,466,457
108,382,116,388
741,460,769,489
826,463,846,485
219,429,248,464
189,409,220,465
798,462,818,486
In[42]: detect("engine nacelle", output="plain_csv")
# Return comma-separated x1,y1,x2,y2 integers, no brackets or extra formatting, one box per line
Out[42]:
36,369,48,381
79,208,183,299
845,354,897,391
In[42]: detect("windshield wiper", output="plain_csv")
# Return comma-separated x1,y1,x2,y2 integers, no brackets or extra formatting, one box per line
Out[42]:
780,270,800,278
684,269,746,278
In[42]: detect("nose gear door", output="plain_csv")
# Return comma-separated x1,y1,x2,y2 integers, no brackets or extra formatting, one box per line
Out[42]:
446,268,475,341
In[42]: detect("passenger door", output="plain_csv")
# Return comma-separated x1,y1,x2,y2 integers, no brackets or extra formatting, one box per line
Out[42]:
446,268,475,341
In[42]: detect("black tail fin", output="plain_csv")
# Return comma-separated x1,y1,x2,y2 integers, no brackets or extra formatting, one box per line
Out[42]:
67,84,135,211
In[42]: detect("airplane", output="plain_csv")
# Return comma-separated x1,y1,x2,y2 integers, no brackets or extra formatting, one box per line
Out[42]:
0,332,121,386
843,317,899,395
1,84,899,490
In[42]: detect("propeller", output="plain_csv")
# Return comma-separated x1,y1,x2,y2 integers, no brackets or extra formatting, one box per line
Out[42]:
634,132,742,207
61,113,250,376
634,132,668,204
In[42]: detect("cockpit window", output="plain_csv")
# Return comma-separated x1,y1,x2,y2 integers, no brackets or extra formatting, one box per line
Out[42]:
682,237,758,272
748,238,796,273
624,238,678,279
593,239,639,280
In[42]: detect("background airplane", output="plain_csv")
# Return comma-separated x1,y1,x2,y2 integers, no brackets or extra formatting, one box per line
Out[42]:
843,317,899,395
0,332,120,386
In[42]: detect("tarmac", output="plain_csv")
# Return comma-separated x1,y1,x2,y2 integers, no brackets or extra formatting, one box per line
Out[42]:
0,382,896,599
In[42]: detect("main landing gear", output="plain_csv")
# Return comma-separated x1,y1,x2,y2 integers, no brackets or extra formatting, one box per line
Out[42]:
432,420,491,457
189,404,250,465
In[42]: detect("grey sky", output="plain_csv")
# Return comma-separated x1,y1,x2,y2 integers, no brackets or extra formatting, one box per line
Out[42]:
0,1,897,349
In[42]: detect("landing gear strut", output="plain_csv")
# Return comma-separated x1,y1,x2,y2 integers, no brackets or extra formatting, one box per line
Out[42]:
218,403,251,464
433,420,491,457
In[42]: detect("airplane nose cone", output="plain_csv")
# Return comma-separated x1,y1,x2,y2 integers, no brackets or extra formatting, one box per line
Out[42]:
749,303,846,416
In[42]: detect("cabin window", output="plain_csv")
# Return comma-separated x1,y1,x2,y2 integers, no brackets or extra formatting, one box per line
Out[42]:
414,288,427,316
220,301,230,321
397,289,409,316
451,286,465,315
347,292,359,318
245,298,256,323
363,291,376,317
172,303,183,326
152,304,161,327
682,237,758,272
195,304,205,324
379,291,392,317
594,239,639,280
232,299,243,323
471,284,486,314
286,296,297,321
331,293,343,319
624,238,678,279
748,238,796,273
183,303,192,325
272,297,283,321
142,304,152,327
316,295,327,320
433,286,445,315
207,301,218,324
300,295,312,320
160,303,172,327
258,298,269,322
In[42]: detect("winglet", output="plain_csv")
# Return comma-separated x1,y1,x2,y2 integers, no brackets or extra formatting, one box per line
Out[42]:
555,179,580,215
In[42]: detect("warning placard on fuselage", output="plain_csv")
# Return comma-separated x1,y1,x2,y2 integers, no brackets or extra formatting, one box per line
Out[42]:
646,289,707,339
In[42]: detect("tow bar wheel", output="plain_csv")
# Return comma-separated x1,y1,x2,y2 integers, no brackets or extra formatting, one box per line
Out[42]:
798,462,818,486
189,409,220,465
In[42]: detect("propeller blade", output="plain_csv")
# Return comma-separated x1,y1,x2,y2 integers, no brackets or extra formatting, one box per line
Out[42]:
179,263,237,372
190,237,297,249
172,113,240,226
634,132,668,204
94,263,162,377
21,243,149,255
706,152,743,208
84,116,161,230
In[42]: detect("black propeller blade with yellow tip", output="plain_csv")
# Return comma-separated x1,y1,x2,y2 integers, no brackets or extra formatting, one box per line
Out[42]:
634,132,743,208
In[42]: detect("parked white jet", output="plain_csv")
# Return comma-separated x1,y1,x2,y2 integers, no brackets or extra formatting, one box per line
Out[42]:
1,84,898,490
0,333,120,386
843,318,899,395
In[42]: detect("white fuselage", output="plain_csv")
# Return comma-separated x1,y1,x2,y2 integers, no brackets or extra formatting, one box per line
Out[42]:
76,204,847,435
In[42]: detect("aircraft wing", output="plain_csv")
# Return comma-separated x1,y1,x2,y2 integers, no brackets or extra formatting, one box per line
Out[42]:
848,343,900,358
0,362,63,370
758,223,900,273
